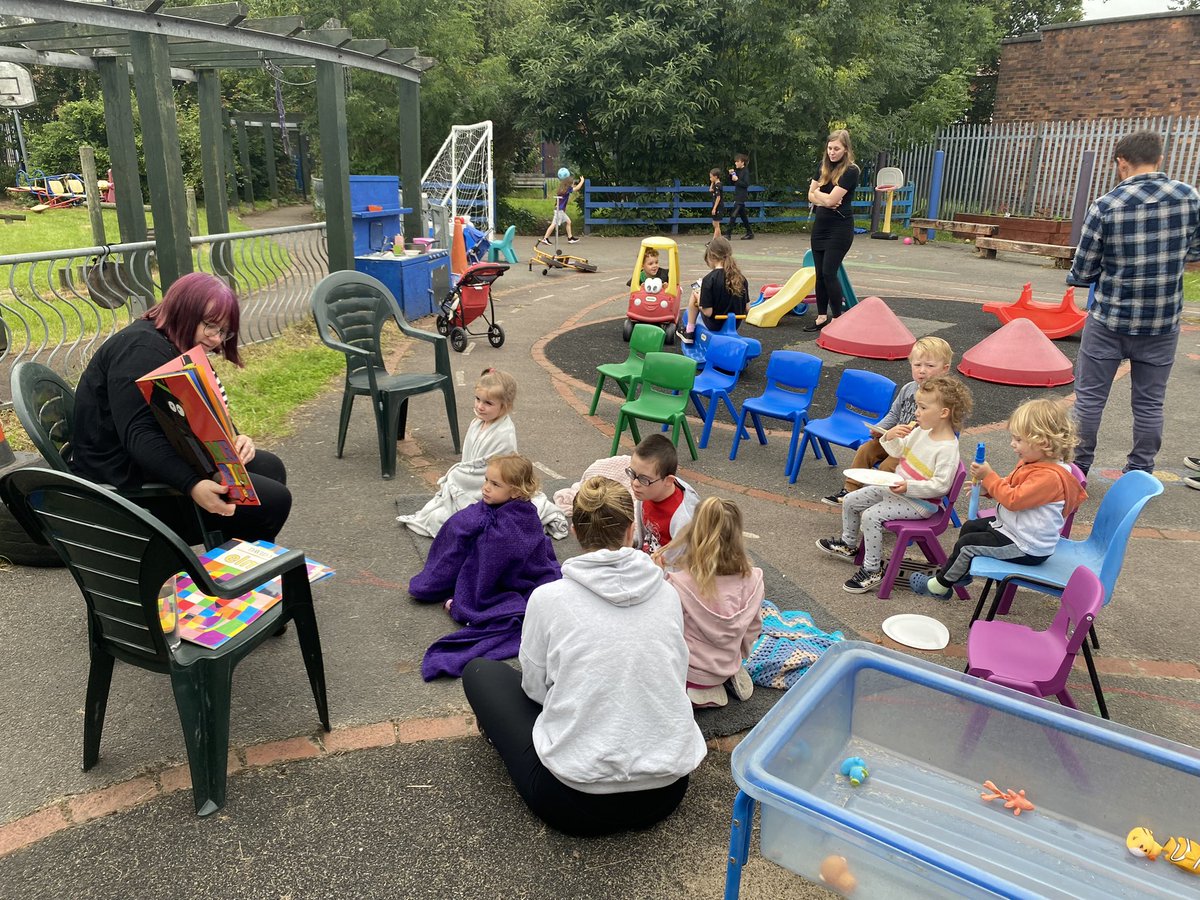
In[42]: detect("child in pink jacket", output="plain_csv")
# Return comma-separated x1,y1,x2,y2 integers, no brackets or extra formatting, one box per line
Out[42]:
659,497,764,708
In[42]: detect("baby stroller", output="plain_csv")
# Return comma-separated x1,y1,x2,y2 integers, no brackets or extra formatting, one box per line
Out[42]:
435,261,509,352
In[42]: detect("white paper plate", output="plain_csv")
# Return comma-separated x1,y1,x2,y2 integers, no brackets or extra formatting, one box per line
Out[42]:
882,614,950,651
844,468,904,487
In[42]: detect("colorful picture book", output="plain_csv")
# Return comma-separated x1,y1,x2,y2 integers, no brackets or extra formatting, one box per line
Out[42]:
165,539,335,649
136,344,259,506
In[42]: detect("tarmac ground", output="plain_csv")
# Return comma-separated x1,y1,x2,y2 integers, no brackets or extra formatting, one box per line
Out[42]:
1,223,1198,899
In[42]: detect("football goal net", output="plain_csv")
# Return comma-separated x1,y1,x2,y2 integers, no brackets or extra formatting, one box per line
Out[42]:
421,120,494,238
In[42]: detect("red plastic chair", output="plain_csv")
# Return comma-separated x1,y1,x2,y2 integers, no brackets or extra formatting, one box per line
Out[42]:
965,565,1104,712
854,463,968,600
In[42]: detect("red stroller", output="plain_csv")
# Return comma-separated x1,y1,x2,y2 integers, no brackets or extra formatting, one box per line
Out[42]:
435,262,509,352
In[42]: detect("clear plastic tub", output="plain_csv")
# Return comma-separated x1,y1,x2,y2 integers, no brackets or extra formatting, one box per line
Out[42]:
731,641,1200,899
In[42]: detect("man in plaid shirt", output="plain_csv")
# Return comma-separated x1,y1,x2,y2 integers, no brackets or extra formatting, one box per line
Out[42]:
1068,131,1200,475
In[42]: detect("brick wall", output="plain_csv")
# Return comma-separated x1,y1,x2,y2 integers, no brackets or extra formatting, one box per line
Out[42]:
994,12,1200,122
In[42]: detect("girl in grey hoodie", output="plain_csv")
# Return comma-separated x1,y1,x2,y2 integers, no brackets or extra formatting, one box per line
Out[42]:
462,477,706,836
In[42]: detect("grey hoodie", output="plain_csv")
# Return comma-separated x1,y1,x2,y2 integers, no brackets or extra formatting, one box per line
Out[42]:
519,546,708,794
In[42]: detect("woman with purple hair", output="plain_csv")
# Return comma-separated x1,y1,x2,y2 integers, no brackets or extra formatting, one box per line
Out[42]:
71,272,291,543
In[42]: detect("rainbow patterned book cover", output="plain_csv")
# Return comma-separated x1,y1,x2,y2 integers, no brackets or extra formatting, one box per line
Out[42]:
169,540,334,649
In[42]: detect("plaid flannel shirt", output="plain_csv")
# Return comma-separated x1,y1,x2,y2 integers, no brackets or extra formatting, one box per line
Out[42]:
1069,172,1200,335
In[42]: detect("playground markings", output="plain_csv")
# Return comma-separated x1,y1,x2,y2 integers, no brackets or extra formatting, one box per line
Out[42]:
600,275,623,283
570,285,589,292
532,294,554,303
534,461,564,479
462,342,475,356
455,370,465,385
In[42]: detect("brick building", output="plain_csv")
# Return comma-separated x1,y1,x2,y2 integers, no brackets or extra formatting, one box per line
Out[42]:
994,10,1200,122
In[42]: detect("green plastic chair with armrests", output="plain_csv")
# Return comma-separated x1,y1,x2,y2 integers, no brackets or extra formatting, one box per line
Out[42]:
10,361,223,549
310,270,460,479
0,467,331,816
611,351,699,459
588,323,666,415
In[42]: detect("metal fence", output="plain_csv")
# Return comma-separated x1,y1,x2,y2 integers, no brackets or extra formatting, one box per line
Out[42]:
888,116,1200,220
0,222,328,405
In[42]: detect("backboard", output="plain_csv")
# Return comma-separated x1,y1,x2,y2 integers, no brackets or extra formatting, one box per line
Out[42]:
0,63,36,109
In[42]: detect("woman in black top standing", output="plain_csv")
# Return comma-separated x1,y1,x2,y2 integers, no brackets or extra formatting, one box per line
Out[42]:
71,272,291,543
804,129,860,332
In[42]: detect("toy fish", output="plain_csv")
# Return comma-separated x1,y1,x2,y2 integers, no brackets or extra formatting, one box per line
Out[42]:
1127,827,1200,875
981,780,1034,816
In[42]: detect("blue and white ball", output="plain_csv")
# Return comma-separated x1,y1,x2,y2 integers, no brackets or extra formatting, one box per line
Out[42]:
557,167,571,179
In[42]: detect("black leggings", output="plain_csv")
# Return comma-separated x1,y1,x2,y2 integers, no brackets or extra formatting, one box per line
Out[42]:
938,517,1049,585
812,227,854,318
461,658,690,836
727,200,751,236
141,449,293,545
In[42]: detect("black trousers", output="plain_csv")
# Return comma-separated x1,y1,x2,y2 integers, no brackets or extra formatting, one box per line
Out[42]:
727,200,752,236
462,658,690,837
811,226,854,319
140,449,292,545
938,517,1048,585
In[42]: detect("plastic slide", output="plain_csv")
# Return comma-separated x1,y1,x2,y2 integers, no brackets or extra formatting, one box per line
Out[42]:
747,267,817,327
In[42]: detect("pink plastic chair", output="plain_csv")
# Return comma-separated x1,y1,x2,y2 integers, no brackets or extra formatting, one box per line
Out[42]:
965,565,1104,712
854,463,968,600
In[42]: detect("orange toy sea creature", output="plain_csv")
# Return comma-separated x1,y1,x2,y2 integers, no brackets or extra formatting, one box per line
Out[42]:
1127,827,1200,876
980,780,1035,816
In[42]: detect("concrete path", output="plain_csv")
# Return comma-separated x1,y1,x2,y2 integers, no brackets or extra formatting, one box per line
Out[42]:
1,228,1197,899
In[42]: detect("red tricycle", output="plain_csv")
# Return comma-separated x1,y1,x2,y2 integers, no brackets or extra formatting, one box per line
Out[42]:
623,237,682,344
436,262,509,352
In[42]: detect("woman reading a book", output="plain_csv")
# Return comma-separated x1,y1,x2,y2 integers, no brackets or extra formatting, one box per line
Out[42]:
71,272,292,543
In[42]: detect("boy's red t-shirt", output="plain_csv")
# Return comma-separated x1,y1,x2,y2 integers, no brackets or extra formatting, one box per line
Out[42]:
640,484,685,554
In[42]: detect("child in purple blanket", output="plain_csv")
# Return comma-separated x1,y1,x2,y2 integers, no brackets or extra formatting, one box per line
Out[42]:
408,453,561,680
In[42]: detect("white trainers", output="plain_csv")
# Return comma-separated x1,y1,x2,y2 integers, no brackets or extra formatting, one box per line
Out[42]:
1185,456,1200,472
727,666,754,701
687,683,729,708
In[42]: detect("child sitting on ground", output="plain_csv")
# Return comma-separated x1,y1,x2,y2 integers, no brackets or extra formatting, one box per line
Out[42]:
409,453,562,680
824,337,953,507
818,375,973,594
627,433,700,556
911,398,1087,598
659,497,764,709
397,370,568,541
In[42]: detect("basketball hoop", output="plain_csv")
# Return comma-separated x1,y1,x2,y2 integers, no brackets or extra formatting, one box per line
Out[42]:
0,63,36,109
871,166,904,240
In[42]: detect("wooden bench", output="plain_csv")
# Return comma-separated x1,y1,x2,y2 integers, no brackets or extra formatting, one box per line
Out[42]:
910,218,997,244
0,212,27,224
512,174,551,197
974,236,1076,269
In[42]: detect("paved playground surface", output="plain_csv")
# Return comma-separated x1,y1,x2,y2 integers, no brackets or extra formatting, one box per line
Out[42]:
1,226,1198,899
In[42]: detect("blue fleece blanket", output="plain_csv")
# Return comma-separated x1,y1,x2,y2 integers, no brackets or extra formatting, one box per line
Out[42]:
409,499,561,680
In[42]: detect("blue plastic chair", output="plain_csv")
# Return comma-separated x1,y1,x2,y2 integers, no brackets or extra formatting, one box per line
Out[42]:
788,369,896,484
711,314,761,367
680,310,759,369
486,225,519,264
688,336,749,450
679,317,710,364
729,351,822,476
967,470,1164,719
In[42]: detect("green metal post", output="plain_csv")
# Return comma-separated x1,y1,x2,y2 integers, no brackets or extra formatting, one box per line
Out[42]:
95,56,147,245
398,79,422,241
262,123,279,206
316,61,353,272
130,31,193,287
236,118,254,208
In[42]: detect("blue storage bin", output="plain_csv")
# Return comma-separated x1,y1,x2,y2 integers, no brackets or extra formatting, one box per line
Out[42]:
728,641,1200,899
353,249,452,321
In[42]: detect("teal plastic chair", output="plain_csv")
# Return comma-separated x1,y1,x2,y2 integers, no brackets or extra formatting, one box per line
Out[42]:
611,352,699,459
10,361,223,550
589,323,666,415
311,270,460,479
0,467,330,816
487,225,519,264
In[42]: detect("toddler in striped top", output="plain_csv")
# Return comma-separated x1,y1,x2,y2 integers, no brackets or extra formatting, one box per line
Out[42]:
817,375,973,594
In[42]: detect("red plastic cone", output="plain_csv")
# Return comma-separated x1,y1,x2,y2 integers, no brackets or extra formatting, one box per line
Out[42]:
817,296,915,360
958,318,1074,387
450,218,469,277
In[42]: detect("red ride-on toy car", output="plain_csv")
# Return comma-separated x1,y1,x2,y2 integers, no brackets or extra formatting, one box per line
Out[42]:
623,236,681,344
436,262,509,352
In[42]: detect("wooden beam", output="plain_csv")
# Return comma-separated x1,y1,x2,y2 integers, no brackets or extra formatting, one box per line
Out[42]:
131,30,193,286
236,118,254,207
316,60,353,272
343,39,389,56
96,56,148,245
399,78,422,242
197,70,230,241
261,122,278,205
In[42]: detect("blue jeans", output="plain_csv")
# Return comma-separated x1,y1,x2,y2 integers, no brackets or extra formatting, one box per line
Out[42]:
1073,317,1178,474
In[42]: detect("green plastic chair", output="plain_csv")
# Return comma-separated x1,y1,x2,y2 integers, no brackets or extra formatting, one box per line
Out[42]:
588,323,666,415
487,225,519,264
0,467,330,816
311,270,460,479
611,352,699,459
9,361,223,550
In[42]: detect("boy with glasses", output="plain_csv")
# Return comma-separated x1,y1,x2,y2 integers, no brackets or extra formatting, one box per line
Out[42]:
627,434,700,556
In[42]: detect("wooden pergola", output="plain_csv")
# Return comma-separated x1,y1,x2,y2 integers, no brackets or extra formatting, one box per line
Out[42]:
0,0,434,281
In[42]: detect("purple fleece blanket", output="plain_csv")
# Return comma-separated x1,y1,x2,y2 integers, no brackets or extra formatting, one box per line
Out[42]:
409,498,561,680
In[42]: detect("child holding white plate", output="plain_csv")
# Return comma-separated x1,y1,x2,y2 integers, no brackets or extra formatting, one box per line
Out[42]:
817,376,973,594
